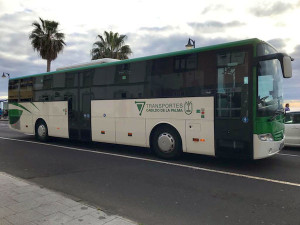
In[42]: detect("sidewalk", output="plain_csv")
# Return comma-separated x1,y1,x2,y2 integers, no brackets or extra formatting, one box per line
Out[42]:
0,172,137,225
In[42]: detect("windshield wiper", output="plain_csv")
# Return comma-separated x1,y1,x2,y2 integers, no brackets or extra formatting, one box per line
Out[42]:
268,108,285,121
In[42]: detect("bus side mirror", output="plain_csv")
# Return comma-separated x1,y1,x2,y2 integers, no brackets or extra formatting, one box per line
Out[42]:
282,56,292,78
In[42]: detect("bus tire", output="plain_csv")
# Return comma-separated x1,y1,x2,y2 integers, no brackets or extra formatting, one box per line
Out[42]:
152,126,182,159
35,120,49,142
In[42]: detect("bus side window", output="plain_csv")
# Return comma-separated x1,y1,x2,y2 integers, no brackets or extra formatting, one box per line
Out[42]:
19,78,33,102
52,73,65,101
33,75,53,102
92,67,115,100
108,62,146,100
8,80,20,103
150,56,185,98
43,75,53,89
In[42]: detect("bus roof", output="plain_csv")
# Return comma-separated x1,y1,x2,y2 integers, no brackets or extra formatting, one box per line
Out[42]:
11,38,262,80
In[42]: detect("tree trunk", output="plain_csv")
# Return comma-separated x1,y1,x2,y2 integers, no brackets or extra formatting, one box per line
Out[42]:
47,59,51,72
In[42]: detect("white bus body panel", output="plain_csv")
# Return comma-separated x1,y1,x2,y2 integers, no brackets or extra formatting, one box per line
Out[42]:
46,102,68,138
8,103,34,134
253,134,283,159
9,102,35,134
91,97,215,156
9,102,68,138
116,118,146,147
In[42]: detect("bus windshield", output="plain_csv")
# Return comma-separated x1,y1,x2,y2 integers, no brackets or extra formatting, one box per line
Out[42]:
257,59,283,117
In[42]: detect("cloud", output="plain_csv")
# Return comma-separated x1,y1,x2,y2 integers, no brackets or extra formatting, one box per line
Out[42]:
291,45,300,71
0,10,98,79
283,73,300,99
130,33,236,58
282,44,300,100
201,4,226,14
0,11,41,76
139,26,175,32
188,21,245,33
266,42,300,100
0,54,45,98
267,38,286,52
292,45,300,57
249,1,292,17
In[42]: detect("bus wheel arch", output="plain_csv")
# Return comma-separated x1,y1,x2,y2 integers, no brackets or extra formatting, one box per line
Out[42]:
35,118,49,142
150,123,183,159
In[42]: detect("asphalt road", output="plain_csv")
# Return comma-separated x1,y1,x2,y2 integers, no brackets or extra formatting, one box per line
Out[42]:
0,120,300,225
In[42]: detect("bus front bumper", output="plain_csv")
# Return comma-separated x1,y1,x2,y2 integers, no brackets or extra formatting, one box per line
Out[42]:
253,134,284,159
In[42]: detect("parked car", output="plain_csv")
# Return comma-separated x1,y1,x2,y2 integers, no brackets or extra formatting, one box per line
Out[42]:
284,111,300,147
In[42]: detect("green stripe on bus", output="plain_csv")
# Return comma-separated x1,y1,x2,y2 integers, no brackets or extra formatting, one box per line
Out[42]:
30,102,39,110
8,109,23,124
10,102,31,113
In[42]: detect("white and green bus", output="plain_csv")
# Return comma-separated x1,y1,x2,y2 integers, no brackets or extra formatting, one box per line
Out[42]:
8,38,293,159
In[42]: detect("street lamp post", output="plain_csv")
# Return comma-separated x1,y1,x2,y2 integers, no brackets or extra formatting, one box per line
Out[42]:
2,72,10,79
1,72,10,119
185,38,195,49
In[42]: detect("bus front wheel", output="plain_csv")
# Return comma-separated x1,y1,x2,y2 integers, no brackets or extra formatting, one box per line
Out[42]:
35,121,48,142
152,126,182,159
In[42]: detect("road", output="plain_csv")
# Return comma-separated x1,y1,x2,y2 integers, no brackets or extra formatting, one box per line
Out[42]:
0,120,300,225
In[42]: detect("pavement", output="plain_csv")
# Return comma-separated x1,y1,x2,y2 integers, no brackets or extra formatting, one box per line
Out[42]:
0,172,137,225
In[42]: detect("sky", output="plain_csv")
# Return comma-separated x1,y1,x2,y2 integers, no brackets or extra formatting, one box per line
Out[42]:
0,0,300,101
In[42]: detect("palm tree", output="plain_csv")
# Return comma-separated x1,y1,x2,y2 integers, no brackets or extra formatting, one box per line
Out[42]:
91,31,132,60
29,17,66,72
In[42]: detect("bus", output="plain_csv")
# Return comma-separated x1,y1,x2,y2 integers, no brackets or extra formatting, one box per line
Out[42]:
8,38,293,159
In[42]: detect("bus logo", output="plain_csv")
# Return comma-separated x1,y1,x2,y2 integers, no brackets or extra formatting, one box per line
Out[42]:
184,101,193,115
135,101,146,116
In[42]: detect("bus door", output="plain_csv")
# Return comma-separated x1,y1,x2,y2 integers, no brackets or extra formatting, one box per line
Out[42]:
214,50,253,158
78,90,91,141
68,70,92,141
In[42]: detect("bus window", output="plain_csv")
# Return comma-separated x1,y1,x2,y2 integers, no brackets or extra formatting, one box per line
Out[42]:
33,75,53,101
19,78,33,102
216,51,249,118
8,80,19,103
66,72,78,88
53,73,65,88
43,75,53,89
150,56,185,98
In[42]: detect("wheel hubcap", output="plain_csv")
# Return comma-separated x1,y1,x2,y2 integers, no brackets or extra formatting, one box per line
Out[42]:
38,125,46,137
158,133,175,153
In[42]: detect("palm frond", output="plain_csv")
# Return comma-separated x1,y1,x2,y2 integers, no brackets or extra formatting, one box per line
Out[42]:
29,17,66,71
91,31,132,60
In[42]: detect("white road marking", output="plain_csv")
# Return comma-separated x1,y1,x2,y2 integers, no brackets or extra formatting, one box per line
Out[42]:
0,136,300,188
278,153,300,158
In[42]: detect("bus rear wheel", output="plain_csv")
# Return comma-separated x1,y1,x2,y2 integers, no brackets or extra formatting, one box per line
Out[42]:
35,121,48,142
152,126,182,159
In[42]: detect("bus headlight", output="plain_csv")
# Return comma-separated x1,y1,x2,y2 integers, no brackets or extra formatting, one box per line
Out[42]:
258,133,274,141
